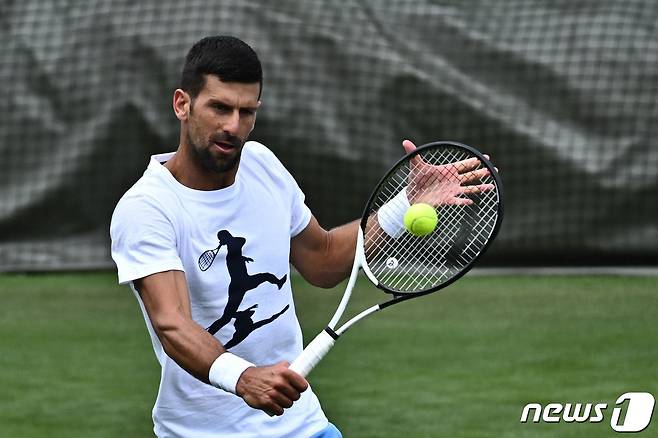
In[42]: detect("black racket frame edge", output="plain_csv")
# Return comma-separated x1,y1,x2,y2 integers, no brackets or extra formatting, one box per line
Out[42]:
359,140,505,308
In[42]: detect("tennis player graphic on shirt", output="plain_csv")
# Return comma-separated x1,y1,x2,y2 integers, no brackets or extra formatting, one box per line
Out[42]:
203,229,289,341
225,304,290,349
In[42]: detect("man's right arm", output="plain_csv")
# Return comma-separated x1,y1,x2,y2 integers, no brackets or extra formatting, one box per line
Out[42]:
134,269,308,416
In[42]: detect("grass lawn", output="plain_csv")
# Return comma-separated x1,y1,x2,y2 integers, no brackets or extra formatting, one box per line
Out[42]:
0,273,656,437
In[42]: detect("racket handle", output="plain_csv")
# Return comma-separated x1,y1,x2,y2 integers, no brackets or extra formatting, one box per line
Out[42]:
289,329,336,377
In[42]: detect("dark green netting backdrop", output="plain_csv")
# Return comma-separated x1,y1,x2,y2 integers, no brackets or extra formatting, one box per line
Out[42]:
1,0,657,270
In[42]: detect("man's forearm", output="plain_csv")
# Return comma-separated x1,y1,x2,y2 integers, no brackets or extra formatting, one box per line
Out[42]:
291,218,366,288
153,313,226,384
300,220,362,288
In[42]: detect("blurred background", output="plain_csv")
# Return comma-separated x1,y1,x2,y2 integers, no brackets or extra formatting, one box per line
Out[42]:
1,0,656,272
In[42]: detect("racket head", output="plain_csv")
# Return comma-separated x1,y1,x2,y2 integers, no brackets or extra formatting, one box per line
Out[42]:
198,249,218,271
360,141,504,297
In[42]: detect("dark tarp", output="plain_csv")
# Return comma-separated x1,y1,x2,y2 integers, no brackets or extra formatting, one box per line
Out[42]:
1,0,656,270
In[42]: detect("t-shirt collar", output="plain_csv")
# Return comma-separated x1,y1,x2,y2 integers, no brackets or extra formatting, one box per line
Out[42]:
147,152,242,202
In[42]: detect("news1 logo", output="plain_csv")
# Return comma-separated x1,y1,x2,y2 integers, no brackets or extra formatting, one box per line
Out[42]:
520,392,655,432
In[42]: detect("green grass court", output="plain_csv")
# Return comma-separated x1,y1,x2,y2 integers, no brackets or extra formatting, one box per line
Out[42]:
0,273,656,437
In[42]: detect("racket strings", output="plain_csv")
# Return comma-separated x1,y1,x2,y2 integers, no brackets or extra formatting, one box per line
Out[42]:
363,145,500,294
198,248,218,271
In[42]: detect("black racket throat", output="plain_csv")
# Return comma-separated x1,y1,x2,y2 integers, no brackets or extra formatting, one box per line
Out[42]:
323,326,340,340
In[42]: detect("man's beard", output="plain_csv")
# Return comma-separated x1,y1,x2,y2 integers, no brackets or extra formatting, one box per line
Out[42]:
188,130,244,174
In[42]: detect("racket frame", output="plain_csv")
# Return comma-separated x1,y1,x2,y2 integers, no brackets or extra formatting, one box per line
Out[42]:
290,141,504,376
360,140,504,299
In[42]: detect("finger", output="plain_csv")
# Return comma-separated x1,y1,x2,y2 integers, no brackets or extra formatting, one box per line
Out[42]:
279,387,301,403
277,380,302,402
462,183,495,195
402,139,416,154
283,368,309,393
265,402,284,417
448,196,475,206
270,391,294,409
404,139,436,170
459,167,491,184
453,157,483,173
403,139,426,168
274,367,303,402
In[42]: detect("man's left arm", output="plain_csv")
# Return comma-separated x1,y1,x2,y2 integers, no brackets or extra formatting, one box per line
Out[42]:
289,140,421,288
290,216,359,288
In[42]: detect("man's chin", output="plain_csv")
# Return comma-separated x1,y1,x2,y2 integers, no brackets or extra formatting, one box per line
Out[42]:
203,149,241,174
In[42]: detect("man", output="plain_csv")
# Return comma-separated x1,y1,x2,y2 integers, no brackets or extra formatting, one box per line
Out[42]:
111,35,483,437
111,35,379,437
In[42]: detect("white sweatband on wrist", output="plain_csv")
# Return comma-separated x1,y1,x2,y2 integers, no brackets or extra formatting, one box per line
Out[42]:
377,187,411,238
208,352,255,394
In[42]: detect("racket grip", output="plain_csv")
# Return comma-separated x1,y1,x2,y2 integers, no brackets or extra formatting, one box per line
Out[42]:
289,329,336,377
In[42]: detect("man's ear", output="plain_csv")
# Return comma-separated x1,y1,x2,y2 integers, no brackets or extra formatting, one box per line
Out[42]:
173,89,191,121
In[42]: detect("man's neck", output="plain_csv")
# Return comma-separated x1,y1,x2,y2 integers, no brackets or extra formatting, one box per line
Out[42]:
164,143,238,191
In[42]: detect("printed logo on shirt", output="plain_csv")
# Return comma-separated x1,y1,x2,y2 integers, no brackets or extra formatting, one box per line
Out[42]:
199,230,289,348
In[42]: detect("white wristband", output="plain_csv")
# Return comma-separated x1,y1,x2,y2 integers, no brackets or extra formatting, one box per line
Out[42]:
208,352,255,394
377,187,411,238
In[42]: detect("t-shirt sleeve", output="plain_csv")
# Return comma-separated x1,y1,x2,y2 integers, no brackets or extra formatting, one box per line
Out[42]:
289,176,312,237
249,142,312,237
110,195,184,284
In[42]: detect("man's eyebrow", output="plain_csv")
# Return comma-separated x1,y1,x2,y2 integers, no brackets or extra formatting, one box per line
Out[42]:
207,98,258,110
207,98,231,107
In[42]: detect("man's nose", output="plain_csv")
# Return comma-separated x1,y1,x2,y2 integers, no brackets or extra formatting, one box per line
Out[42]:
223,110,240,135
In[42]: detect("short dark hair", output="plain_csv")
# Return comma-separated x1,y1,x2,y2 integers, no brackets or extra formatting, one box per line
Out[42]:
180,35,263,99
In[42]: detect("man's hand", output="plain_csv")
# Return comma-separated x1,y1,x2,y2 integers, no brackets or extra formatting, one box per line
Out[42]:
402,139,495,206
235,361,309,416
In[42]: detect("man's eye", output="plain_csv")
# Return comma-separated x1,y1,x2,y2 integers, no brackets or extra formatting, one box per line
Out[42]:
213,104,231,113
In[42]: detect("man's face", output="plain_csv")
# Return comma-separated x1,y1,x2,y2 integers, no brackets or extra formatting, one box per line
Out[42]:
184,75,261,174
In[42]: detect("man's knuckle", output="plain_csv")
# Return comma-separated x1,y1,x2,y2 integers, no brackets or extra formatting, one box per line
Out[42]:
272,376,288,389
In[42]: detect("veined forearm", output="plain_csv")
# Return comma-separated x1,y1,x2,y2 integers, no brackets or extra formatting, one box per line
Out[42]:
316,220,359,287
154,314,225,383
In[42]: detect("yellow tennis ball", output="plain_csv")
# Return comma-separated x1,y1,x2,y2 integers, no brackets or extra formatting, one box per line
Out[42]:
403,203,438,236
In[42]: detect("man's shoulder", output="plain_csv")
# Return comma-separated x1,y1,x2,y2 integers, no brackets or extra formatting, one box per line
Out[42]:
117,172,169,206
111,163,178,224
243,141,279,163
243,141,292,177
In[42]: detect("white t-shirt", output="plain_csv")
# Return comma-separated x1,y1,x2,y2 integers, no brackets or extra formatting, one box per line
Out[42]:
110,141,328,438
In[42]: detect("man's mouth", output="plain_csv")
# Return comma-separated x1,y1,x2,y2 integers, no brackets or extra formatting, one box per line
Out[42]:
213,140,237,153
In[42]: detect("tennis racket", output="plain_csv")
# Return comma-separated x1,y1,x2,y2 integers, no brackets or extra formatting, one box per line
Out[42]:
289,140,504,377
198,243,222,271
